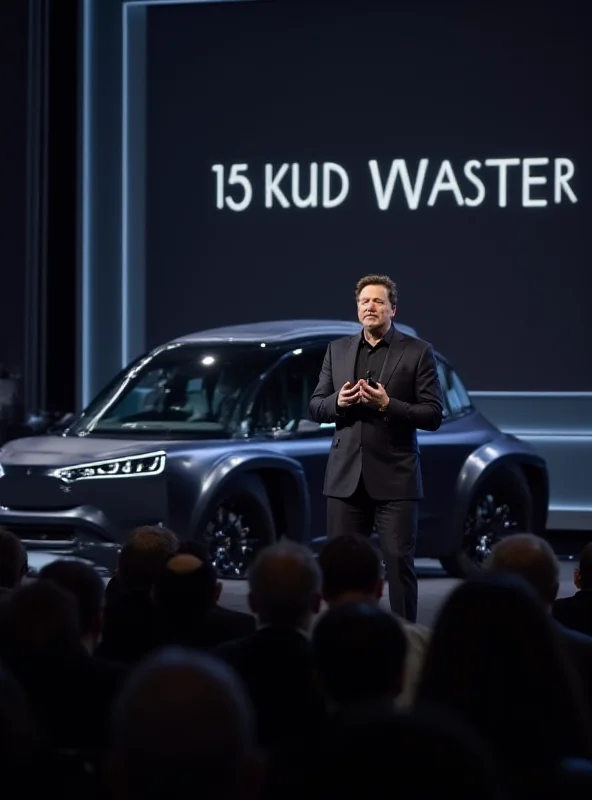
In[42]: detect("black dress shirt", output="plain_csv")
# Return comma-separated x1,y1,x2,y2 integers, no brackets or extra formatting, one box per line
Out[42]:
354,324,394,385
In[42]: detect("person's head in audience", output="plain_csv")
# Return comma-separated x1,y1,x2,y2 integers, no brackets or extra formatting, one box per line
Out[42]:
108,647,262,800
0,527,28,591
116,525,179,592
487,532,559,608
38,559,105,653
316,705,502,800
0,579,80,668
416,575,592,792
177,540,223,602
247,541,321,631
153,546,219,629
318,534,383,606
313,602,407,711
573,542,592,592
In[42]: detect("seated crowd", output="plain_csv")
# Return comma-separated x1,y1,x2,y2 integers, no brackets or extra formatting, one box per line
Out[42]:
1,523,592,798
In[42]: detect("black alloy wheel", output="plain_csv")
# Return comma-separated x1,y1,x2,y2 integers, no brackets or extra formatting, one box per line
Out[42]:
201,474,275,579
440,466,534,578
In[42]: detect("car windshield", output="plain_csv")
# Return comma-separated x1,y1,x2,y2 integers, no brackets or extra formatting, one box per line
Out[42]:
68,343,280,438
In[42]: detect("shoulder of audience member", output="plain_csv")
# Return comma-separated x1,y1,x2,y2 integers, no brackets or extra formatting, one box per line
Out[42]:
400,620,431,643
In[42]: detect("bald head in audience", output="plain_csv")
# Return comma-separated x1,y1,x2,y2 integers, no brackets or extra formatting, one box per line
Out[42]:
247,541,322,630
487,533,559,608
153,548,220,620
108,648,261,800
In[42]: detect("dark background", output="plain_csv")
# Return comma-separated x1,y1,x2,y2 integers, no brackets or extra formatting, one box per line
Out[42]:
0,1,28,378
145,1,589,391
0,0,78,414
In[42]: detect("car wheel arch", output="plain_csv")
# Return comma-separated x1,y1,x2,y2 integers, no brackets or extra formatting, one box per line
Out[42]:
190,452,310,544
452,440,548,536
440,441,549,577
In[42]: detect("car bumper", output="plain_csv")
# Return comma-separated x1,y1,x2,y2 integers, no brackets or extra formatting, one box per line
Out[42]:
0,504,152,571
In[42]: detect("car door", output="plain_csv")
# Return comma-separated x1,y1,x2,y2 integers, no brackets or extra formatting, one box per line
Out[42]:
415,357,487,556
250,344,334,544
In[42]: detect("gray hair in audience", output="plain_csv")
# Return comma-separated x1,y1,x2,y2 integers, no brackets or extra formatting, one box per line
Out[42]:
247,541,321,628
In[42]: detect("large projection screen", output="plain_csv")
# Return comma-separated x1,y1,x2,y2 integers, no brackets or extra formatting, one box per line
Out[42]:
81,0,591,531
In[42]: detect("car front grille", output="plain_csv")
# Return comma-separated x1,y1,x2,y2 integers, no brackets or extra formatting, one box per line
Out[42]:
8,523,77,542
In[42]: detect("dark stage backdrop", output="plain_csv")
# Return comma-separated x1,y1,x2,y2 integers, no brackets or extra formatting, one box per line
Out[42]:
0,0,28,377
144,1,589,391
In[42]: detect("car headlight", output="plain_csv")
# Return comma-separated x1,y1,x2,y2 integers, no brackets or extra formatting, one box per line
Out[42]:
0,463,4,479
50,451,166,483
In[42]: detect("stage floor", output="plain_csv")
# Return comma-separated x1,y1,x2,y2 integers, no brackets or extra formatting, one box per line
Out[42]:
214,558,579,627
26,554,579,628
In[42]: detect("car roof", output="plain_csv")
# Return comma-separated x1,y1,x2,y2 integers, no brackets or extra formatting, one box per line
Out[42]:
171,319,418,345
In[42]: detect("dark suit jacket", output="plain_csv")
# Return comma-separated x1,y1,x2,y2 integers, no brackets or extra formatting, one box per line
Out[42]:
3,646,126,753
309,325,443,500
214,627,326,748
154,604,256,651
557,622,592,715
553,592,592,638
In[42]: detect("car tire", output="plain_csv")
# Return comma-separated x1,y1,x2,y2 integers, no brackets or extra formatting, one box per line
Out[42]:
439,465,534,579
200,473,276,579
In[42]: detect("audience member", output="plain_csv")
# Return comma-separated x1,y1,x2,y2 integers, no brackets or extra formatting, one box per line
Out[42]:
0,526,28,594
553,542,592,636
318,534,430,705
488,533,592,716
416,575,592,799
0,579,125,757
38,559,107,654
313,705,504,800
215,541,326,748
107,647,263,800
153,542,255,649
0,667,39,784
97,525,178,663
312,601,407,712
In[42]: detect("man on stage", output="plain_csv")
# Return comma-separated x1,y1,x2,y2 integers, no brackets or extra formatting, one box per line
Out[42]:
309,274,443,622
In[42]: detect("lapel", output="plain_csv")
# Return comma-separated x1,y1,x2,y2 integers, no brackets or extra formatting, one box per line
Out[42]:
344,334,361,385
378,326,407,388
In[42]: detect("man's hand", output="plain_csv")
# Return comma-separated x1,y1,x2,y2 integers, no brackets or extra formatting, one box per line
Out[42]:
337,381,361,408
359,380,389,412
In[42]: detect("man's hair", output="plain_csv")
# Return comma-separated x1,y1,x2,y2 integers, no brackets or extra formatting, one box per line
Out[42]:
0,527,28,589
355,274,398,307
487,533,559,605
154,551,218,621
577,542,592,590
247,541,321,628
38,559,105,637
110,648,255,800
312,602,407,706
117,525,179,591
0,579,80,661
318,535,382,601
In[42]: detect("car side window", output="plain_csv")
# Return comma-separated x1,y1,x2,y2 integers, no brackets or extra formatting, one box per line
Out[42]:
252,347,329,434
437,358,472,419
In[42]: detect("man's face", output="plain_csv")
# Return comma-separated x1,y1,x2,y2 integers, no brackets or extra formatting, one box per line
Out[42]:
357,283,395,334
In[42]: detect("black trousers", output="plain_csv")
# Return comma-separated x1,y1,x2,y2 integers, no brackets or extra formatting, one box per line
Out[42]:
326,477,419,622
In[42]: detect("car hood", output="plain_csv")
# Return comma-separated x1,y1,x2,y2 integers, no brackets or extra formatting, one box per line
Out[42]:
0,435,177,468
